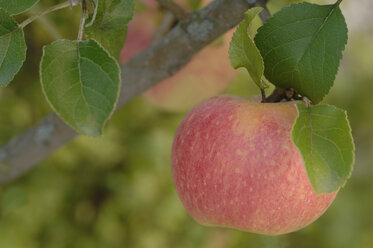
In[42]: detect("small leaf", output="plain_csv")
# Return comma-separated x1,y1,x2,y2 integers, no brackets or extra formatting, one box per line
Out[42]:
85,0,134,60
0,9,27,87
291,104,355,194
229,7,266,89
254,2,348,103
100,0,133,30
0,0,39,15
40,39,121,136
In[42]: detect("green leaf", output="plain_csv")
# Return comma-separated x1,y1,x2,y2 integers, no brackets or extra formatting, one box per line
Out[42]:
229,7,266,89
0,0,39,15
85,0,134,60
40,39,121,136
291,104,355,194
254,2,348,103
0,9,27,87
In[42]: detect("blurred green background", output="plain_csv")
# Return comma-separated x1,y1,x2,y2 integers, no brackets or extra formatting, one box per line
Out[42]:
0,0,372,247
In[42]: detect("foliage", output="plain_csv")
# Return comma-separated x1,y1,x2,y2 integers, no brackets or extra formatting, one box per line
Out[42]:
230,0,353,194
229,7,265,89
0,0,133,135
0,0,39,15
254,2,348,104
85,0,134,59
292,104,354,194
0,0,370,246
40,39,121,136
0,9,27,87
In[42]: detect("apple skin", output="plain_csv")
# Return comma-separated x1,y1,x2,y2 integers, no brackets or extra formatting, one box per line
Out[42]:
171,95,338,235
120,0,236,112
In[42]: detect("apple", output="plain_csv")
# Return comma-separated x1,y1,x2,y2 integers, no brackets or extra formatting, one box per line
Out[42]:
120,0,237,111
171,95,338,235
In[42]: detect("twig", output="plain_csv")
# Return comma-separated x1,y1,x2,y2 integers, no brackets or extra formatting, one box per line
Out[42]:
77,0,87,41
26,4,63,40
260,88,266,101
85,0,99,27
157,0,189,20
20,1,71,29
152,12,176,43
70,0,82,8
0,0,254,184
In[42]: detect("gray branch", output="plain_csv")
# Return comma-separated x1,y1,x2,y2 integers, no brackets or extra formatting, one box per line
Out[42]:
0,0,258,184
156,0,189,20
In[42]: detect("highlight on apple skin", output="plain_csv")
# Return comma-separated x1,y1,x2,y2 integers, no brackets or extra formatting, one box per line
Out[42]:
171,95,338,235
120,0,237,112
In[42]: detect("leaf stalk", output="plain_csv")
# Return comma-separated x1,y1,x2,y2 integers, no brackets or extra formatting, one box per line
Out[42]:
77,0,87,41
19,1,71,29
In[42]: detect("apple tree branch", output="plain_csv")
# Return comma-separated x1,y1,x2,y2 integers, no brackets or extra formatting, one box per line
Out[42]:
0,0,261,184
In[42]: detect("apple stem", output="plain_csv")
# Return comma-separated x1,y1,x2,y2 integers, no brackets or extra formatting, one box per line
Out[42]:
263,87,303,103
260,89,266,101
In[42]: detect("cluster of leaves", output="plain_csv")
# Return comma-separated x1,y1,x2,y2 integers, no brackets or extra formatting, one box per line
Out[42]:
229,1,354,194
0,0,134,136
0,0,355,194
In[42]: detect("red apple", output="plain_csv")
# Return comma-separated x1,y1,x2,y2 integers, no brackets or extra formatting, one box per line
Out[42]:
171,95,338,235
120,0,237,111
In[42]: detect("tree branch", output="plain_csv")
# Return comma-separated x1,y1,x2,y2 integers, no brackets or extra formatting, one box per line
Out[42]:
157,0,189,20
151,12,176,43
0,0,257,184
254,0,271,23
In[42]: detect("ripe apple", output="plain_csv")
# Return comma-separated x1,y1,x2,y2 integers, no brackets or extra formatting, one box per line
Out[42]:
171,95,338,235
120,0,237,111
